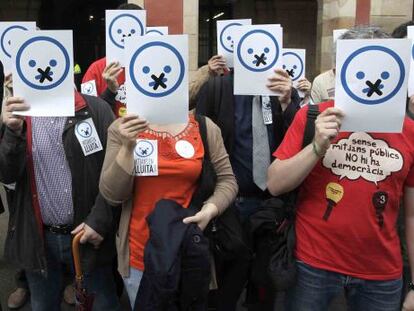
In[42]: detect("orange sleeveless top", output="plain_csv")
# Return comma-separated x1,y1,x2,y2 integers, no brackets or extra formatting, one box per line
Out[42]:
129,116,204,270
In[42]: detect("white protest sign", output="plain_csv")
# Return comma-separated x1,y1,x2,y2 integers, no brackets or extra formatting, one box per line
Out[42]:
12,30,74,117
333,29,348,43
74,118,103,156
335,39,410,132
125,35,189,124
134,139,158,176
282,48,306,97
217,19,251,68
0,22,36,74
106,10,146,66
146,26,168,36
233,24,283,96
81,80,97,96
407,26,414,96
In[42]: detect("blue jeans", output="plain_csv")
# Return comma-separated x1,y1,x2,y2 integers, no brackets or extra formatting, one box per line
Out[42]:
26,231,121,311
286,261,402,311
122,266,144,308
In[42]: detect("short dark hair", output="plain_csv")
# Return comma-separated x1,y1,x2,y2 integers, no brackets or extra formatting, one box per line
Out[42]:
117,3,143,10
391,21,414,38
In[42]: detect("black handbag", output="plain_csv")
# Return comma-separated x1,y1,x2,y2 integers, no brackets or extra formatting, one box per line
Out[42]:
251,104,320,291
191,114,251,261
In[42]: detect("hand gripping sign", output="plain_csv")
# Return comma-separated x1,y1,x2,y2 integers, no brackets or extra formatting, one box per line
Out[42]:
12,30,74,117
282,48,306,96
233,24,283,96
125,35,188,124
335,39,410,132
0,22,36,74
216,19,251,68
106,10,146,66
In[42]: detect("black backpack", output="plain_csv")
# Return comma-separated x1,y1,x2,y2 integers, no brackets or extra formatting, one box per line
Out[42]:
248,104,320,291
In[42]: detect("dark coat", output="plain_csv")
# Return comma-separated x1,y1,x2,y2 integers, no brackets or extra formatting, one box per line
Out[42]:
1,92,116,274
134,199,210,311
195,73,301,157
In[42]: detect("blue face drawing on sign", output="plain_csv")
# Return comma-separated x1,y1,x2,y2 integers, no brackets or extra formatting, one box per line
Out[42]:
282,52,304,81
15,36,70,91
109,14,144,49
134,140,154,158
146,30,164,36
220,23,242,53
129,41,185,98
1,25,29,58
76,121,93,138
237,29,280,72
340,45,405,105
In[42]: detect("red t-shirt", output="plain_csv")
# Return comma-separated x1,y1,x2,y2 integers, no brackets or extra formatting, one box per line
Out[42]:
274,101,414,280
82,57,126,118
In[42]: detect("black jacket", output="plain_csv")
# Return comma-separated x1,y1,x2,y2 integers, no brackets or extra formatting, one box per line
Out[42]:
195,73,301,158
134,199,210,311
1,92,116,274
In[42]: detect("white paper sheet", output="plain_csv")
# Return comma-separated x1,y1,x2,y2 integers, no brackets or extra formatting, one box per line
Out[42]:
335,39,410,132
12,30,75,117
233,24,283,96
0,22,36,74
106,10,146,66
146,26,168,36
125,35,188,124
217,19,251,68
333,29,348,43
282,48,306,97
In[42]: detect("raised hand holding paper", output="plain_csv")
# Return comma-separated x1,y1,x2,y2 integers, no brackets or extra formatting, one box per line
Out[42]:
282,48,306,96
217,19,251,68
233,24,283,96
106,10,146,66
335,39,410,132
125,35,188,124
12,30,74,117
0,22,36,74
146,27,168,36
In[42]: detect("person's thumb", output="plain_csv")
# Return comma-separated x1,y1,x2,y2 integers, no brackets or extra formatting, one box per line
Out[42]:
183,215,199,224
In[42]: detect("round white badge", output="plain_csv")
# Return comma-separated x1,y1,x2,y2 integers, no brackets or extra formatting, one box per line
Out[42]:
175,140,195,159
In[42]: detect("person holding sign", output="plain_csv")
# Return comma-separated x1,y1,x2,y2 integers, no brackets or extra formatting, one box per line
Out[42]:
195,55,301,310
99,110,237,308
0,91,121,311
267,27,414,311
82,2,143,118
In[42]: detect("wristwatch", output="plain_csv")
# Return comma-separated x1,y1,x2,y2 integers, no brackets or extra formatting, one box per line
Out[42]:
409,282,414,291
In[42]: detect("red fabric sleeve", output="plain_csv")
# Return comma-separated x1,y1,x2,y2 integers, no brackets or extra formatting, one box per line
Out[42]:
273,105,308,160
82,58,107,95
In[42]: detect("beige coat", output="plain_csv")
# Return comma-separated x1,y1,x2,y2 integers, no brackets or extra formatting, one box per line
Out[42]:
99,66,238,277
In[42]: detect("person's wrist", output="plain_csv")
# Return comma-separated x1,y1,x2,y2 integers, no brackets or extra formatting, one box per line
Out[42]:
312,140,327,158
202,203,219,218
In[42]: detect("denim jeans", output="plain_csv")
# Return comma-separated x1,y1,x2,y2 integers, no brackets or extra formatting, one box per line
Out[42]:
122,266,143,308
25,231,121,311
285,261,402,311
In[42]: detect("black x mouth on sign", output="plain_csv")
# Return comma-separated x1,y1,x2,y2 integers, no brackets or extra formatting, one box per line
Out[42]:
365,79,382,97
150,73,167,90
37,66,53,83
286,69,295,77
254,53,267,67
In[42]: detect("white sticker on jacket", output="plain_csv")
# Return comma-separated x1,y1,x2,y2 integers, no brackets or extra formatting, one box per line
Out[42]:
175,140,195,159
134,139,158,176
75,118,103,156
262,96,273,125
81,80,98,96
